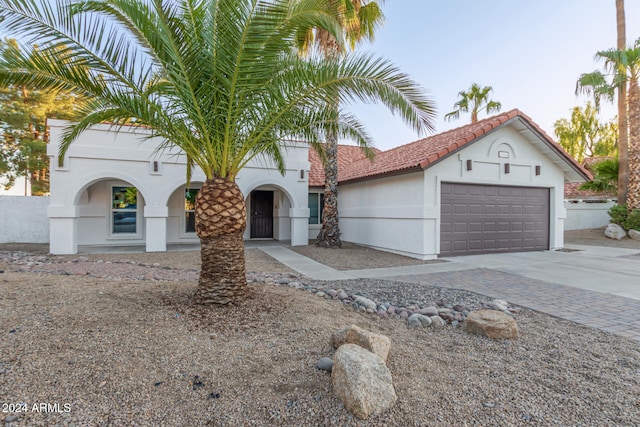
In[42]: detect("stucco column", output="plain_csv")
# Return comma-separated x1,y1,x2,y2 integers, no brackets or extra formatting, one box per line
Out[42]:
289,207,310,246
144,206,168,252
48,205,78,254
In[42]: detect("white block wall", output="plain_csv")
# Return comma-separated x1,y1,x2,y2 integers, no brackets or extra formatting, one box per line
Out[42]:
0,196,50,243
564,200,615,230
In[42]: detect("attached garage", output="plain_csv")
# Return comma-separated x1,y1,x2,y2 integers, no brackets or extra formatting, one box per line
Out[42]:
440,182,549,256
318,109,591,260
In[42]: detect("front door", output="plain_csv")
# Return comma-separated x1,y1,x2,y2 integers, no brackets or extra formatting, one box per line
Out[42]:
250,191,274,238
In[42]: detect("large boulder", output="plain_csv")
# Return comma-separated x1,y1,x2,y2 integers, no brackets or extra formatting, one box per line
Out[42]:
331,325,391,363
465,309,518,339
605,223,627,240
629,229,640,240
332,344,397,419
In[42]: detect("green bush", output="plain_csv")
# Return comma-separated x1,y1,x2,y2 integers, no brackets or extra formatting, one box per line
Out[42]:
608,204,628,226
607,204,640,230
623,209,640,231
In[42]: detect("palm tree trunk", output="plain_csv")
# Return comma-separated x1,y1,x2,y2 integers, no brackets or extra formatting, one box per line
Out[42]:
616,0,629,205
627,77,640,210
316,131,342,247
316,34,342,248
194,177,248,305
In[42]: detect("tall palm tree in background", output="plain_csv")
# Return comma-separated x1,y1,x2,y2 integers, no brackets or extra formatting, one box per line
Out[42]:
616,0,629,205
0,0,435,304
579,40,640,210
577,0,629,205
444,83,502,123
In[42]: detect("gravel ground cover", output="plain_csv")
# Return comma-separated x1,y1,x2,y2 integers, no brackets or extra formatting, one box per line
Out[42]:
2,248,640,426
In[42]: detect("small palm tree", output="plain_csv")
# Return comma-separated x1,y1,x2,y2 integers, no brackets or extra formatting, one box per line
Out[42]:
579,158,619,193
444,83,502,123
0,0,435,304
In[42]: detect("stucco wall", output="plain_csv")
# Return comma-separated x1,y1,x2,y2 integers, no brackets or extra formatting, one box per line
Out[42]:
0,196,49,243
564,200,615,230
339,173,429,258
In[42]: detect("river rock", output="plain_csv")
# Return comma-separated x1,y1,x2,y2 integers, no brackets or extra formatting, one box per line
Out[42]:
332,344,397,419
317,357,334,372
417,306,439,316
629,229,640,240
605,223,626,240
465,309,518,339
430,315,446,328
353,296,377,311
332,325,391,362
406,313,432,328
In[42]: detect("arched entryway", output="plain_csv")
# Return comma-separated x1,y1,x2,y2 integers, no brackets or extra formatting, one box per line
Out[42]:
249,190,274,238
245,184,295,242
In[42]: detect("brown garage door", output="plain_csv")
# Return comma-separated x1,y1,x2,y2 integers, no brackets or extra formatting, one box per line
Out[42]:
440,183,549,257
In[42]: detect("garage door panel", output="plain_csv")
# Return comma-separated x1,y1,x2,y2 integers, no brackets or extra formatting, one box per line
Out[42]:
496,239,510,249
484,205,497,215
440,183,549,256
469,222,482,232
497,222,510,232
454,204,467,214
469,240,482,250
453,240,468,250
454,222,467,232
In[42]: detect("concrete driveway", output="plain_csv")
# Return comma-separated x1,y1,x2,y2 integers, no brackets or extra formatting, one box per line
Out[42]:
439,245,640,301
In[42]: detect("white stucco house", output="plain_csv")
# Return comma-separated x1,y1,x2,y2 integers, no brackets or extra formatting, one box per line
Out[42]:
46,120,311,254
47,109,590,258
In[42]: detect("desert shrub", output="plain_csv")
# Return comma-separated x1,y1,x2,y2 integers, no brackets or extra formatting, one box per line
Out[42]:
622,210,640,231
608,204,628,226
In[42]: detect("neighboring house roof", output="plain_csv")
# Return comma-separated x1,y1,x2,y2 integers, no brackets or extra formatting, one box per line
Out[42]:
564,156,616,200
308,145,380,187
308,109,591,185
564,182,615,200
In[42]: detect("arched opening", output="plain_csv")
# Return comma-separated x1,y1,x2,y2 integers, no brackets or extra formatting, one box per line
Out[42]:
244,184,294,242
165,182,204,245
75,178,147,249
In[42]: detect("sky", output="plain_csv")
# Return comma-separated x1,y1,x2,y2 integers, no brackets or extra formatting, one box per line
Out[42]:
347,0,640,151
3,0,640,195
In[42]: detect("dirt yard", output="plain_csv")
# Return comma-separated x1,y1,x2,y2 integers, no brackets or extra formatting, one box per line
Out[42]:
1,241,639,426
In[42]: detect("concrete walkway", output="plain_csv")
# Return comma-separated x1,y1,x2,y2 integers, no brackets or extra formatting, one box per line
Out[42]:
258,246,353,281
259,244,640,342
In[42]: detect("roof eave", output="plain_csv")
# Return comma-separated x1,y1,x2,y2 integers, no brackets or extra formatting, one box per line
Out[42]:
339,165,423,186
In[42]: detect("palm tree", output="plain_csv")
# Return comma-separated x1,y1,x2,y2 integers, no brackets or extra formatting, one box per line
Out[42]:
616,0,629,206
594,39,640,210
299,0,409,248
579,158,619,193
444,83,502,123
0,0,435,304
577,0,629,206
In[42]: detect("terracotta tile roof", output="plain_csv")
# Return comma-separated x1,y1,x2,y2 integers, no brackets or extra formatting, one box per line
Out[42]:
307,109,590,186
564,182,615,200
336,109,590,183
308,145,379,187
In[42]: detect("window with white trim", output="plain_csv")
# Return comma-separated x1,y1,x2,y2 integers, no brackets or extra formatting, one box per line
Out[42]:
112,186,138,234
308,192,324,225
185,188,199,233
